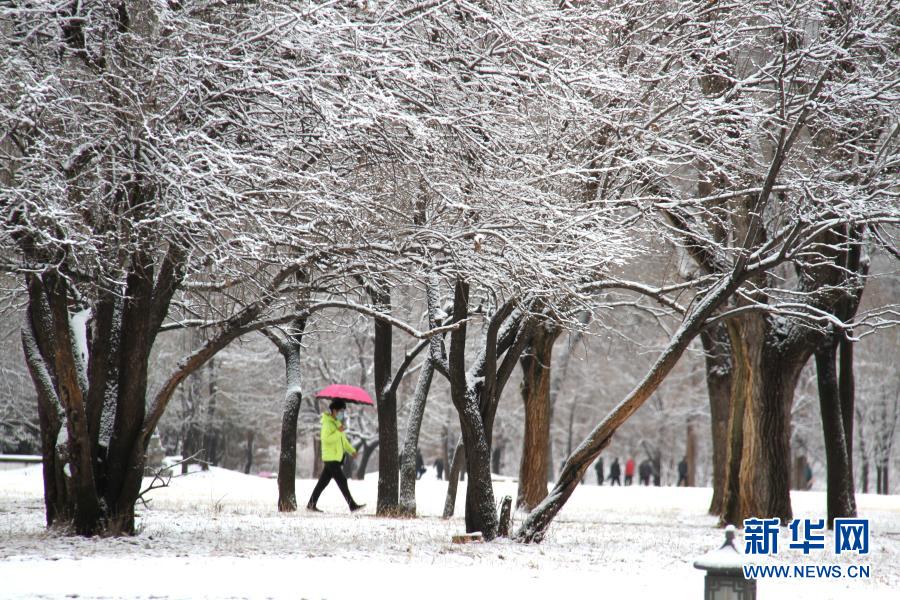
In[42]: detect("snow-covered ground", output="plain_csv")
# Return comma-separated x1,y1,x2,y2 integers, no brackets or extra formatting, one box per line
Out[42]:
1,465,898,599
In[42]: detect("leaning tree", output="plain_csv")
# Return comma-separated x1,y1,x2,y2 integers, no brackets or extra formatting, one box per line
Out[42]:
515,0,899,543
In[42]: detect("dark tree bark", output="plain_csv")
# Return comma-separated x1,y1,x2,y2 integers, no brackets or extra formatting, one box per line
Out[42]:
244,430,254,474
491,436,504,475
370,288,399,516
701,324,732,514
815,343,857,525
18,228,305,536
444,280,535,540
312,432,323,479
517,323,558,510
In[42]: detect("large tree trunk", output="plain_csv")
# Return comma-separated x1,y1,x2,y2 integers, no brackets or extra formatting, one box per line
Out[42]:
459,399,498,537
815,343,857,525
444,282,533,539
721,313,806,527
398,360,435,516
517,323,557,510
701,325,732,514
22,252,299,536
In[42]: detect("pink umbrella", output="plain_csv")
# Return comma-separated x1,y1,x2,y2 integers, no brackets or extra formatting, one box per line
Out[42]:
315,384,375,406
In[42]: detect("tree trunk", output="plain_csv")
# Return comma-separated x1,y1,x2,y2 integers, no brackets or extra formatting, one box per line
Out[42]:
440,424,449,481
861,458,869,494
371,289,399,516
721,313,804,527
312,433,323,479
515,271,747,543
838,337,855,486
276,376,300,510
201,357,217,470
355,439,378,480
701,325,732,514
443,438,465,518
457,386,498,538
244,430,254,474
398,360,436,516
517,324,557,510
21,253,297,536
273,317,307,512
686,417,697,487
815,344,856,526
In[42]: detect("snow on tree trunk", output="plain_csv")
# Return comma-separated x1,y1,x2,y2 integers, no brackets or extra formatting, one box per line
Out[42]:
398,360,435,517
459,394,498,539
275,319,306,512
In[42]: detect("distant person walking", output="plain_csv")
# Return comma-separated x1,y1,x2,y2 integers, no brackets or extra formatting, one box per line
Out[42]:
307,399,365,513
595,458,605,485
638,459,652,486
416,449,427,480
624,457,635,486
677,456,689,486
608,458,621,486
434,458,444,480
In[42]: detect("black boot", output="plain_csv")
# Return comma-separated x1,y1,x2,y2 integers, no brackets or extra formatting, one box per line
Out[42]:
307,502,323,513
349,503,366,513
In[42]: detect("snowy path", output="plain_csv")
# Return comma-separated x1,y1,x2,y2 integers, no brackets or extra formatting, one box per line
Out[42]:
1,465,898,599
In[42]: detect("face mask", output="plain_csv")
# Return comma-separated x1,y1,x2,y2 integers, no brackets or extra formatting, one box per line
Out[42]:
336,411,345,423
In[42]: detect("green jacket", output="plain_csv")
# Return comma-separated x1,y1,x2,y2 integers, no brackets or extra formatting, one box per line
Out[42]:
320,412,356,462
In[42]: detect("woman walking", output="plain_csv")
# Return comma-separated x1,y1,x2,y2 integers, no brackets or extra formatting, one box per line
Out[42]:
307,399,366,513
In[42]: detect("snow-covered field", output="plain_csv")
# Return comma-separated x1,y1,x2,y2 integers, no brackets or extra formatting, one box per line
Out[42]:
1,465,898,599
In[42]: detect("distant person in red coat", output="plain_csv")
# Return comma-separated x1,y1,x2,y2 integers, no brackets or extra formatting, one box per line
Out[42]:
624,457,636,486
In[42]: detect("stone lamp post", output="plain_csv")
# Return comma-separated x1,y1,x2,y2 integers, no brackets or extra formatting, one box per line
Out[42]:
693,525,757,600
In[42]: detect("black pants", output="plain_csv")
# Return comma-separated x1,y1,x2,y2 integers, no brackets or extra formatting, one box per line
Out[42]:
309,461,356,507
